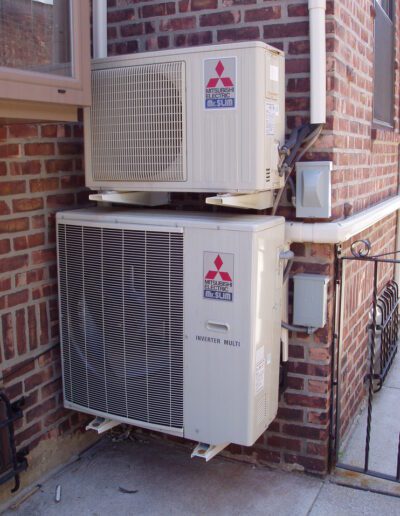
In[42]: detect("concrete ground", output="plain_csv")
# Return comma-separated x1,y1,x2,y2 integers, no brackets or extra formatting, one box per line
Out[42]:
3,437,400,516
340,350,400,477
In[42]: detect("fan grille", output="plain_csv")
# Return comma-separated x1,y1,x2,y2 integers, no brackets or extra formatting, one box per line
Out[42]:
58,223,184,430
90,61,186,183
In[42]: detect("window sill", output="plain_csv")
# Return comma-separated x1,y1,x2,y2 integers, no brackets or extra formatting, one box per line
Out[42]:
372,117,394,130
0,99,78,123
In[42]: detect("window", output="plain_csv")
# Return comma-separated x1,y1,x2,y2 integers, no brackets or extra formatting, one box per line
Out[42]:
377,0,393,19
373,0,395,128
0,0,90,121
0,0,72,77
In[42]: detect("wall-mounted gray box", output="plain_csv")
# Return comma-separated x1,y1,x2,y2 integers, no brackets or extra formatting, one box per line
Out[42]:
296,161,332,218
293,274,329,328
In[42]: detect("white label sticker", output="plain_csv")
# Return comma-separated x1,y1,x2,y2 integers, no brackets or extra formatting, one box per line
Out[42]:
270,64,279,82
255,347,265,394
204,57,236,110
265,101,278,136
203,251,234,302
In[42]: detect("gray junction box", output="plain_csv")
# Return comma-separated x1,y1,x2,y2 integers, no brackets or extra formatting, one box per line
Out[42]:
292,274,329,328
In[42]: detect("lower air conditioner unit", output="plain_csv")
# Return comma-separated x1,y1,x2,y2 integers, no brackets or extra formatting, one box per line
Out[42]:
57,208,285,448
85,41,285,193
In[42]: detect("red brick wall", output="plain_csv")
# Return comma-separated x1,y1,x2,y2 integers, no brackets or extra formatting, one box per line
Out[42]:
106,0,334,131
106,0,400,216
0,122,91,475
328,0,400,443
103,0,400,475
105,0,340,475
1,0,398,487
247,242,335,473
331,0,400,218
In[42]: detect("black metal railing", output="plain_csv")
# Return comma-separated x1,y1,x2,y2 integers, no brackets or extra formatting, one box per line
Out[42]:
370,280,399,392
0,392,28,492
334,240,400,484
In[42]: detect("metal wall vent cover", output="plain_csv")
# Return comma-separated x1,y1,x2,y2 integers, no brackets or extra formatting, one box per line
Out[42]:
58,224,184,430
90,62,186,183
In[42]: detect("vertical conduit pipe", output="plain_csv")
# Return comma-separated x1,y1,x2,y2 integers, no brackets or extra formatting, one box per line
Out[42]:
92,0,108,59
308,0,327,124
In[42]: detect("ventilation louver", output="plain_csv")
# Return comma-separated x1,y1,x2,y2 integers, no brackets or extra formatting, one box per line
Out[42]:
58,223,184,431
90,62,185,183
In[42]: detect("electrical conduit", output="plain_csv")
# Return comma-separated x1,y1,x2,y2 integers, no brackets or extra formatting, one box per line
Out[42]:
92,0,108,59
309,0,327,124
286,195,400,244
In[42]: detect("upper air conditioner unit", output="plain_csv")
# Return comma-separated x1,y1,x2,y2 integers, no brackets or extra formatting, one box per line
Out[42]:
84,41,285,194
57,208,285,451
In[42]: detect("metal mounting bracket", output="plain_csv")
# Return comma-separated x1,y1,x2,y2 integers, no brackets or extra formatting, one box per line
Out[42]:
86,417,120,434
206,191,274,210
89,191,170,207
191,442,229,462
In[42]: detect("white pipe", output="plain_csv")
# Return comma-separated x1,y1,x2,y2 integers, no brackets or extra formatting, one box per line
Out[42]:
92,0,108,59
286,195,400,244
308,0,327,124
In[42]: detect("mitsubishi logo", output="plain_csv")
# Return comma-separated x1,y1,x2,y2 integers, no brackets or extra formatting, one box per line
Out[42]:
206,61,234,88
205,255,232,282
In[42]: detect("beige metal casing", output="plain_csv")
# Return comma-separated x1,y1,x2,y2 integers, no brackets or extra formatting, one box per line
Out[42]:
57,209,285,447
183,214,285,446
84,42,285,193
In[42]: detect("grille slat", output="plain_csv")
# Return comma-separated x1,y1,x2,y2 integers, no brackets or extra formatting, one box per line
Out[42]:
90,62,186,183
58,224,184,431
